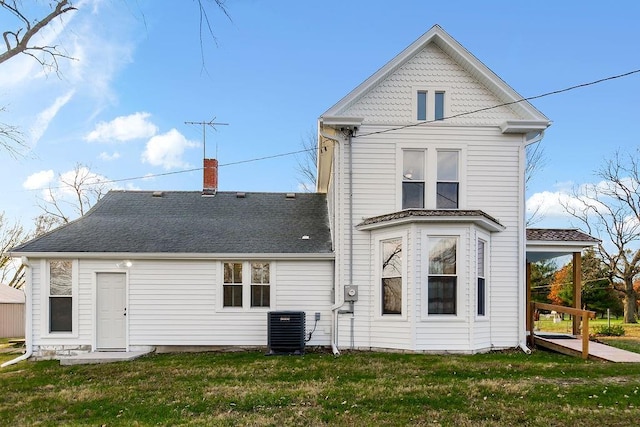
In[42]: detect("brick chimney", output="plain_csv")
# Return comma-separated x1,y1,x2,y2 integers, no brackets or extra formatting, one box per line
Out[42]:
203,158,218,196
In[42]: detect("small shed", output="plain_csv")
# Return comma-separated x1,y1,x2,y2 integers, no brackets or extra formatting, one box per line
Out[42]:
0,284,25,338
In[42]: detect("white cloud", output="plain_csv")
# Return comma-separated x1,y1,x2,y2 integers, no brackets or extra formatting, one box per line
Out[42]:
99,151,121,161
86,112,158,143
29,90,75,146
23,170,55,190
526,191,575,218
141,129,199,170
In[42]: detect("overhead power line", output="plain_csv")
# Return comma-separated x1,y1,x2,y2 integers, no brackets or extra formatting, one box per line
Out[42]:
20,67,640,192
356,68,640,138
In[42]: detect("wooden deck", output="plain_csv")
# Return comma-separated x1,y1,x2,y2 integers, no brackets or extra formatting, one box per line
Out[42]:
534,334,640,362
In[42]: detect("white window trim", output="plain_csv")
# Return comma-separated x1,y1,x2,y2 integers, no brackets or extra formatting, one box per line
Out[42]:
475,231,491,321
219,261,276,311
397,144,467,211
41,258,79,339
412,86,451,122
374,230,409,321
421,228,465,320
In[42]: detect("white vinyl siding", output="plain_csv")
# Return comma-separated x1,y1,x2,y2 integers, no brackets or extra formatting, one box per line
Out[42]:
339,43,526,126
29,258,333,350
332,124,522,352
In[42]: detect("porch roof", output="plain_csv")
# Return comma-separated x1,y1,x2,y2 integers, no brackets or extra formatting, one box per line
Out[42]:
526,228,600,262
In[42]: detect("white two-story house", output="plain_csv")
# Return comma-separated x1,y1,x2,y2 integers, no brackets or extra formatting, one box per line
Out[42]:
318,24,550,353
6,25,573,363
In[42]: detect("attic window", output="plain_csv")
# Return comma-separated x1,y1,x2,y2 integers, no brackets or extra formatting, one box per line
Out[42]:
417,91,427,121
434,91,445,121
236,192,246,198
286,193,296,199
416,89,447,121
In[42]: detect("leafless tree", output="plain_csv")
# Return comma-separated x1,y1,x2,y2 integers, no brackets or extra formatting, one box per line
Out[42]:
0,0,231,156
0,106,25,157
295,130,318,192
37,163,110,224
0,213,28,288
0,0,76,71
562,148,640,323
525,140,548,226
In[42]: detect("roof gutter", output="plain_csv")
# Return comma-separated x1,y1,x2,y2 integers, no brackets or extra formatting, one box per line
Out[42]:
2,257,33,368
9,252,335,261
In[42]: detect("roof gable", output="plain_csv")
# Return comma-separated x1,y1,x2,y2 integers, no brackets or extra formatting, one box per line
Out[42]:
12,191,333,256
321,25,549,130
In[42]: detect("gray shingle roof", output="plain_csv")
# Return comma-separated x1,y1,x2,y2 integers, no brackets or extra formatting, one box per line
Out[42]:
526,228,600,243
358,209,502,228
12,191,333,255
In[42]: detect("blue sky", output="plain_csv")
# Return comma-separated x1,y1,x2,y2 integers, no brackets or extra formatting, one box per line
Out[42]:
1,0,639,231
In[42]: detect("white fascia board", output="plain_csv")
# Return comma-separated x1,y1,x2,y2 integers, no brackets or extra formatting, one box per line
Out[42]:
11,252,336,261
526,240,597,253
321,26,444,117
500,120,551,134
357,215,505,233
319,116,364,128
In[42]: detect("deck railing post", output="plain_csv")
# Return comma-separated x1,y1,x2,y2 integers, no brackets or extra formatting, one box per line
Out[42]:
582,314,590,360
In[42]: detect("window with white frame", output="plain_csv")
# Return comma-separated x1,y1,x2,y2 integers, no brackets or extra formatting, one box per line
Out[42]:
434,91,445,121
436,150,459,209
222,261,271,309
402,150,425,209
416,89,446,121
49,260,73,333
223,262,243,307
417,90,428,121
251,262,270,308
477,239,487,316
401,148,462,210
427,237,457,315
381,238,403,315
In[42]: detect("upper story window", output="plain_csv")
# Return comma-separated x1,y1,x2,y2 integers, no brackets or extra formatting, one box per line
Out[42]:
381,238,403,315
417,91,428,121
401,147,462,210
415,89,447,121
434,91,445,120
436,150,459,209
402,150,425,209
49,260,73,333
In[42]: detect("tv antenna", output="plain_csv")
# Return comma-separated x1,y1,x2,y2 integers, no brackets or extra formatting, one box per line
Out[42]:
185,117,229,159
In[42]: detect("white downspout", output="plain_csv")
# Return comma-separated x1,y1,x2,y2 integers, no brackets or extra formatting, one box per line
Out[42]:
321,129,344,355
518,132,544,355
2,257,33,367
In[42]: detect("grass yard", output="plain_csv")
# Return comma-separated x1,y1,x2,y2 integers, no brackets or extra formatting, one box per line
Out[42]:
2,347,640,426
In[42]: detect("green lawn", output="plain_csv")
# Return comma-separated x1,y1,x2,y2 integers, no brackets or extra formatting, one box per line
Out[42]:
2,348,640,426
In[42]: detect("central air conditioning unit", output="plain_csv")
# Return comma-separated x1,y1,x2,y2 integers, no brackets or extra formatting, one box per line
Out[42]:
267,311,305,355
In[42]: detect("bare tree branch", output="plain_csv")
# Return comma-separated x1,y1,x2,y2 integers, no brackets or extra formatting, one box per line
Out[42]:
561,148,640,323
295,130,318,192
37,163,109,224
0,106,25,158
0,212,28,288
0,0,77,72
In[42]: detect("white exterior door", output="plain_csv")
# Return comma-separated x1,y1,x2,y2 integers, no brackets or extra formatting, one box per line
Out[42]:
97,272,127,350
